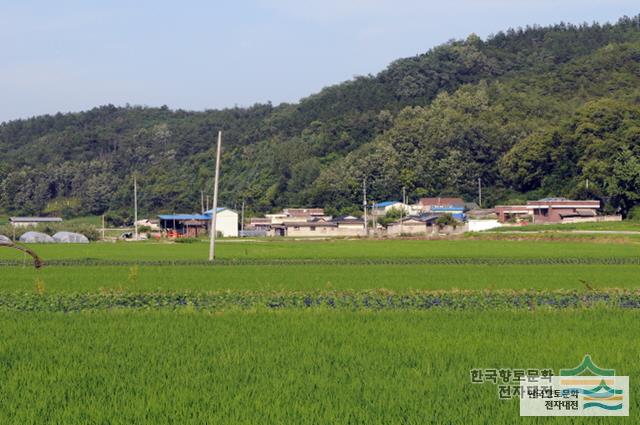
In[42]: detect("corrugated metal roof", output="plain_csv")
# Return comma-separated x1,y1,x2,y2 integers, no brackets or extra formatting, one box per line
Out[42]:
373,201,400,208
158,214,210,220
203,207,228,215
419,197,465,207
10,217,63,222
431,206,464,212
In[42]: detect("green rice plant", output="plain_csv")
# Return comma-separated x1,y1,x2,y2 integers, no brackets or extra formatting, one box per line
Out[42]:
0,309,637,424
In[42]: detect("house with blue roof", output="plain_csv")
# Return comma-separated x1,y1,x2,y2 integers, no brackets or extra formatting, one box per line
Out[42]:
158,207,238,238
371,201,410,217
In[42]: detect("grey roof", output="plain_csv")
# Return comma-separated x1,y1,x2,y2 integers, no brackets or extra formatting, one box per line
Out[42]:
52,231,90,244
19,231,55,243
10,217,62,223
331,215,364,223
394,214,441,224
538,197,568,202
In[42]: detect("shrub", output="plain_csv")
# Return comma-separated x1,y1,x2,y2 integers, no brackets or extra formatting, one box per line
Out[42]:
436,214,457,229
174,237,200,244
628,205,640,221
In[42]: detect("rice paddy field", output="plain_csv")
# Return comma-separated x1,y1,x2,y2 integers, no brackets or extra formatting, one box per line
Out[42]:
1,238,639,423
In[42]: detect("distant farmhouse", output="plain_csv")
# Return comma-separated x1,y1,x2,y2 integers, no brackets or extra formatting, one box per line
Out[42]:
371,201,411,217
387,215,443,237
158,208,238,238
494,198,605,224
417,197,466,220
10,217,63,228
418,197,465,211
247,208,367,237
272,216,365,237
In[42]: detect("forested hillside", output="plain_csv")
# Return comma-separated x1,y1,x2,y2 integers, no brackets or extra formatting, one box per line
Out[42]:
1,16,640,220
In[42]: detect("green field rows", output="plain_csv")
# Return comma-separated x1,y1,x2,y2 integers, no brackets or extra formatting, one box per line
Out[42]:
2,239,639,263
0,309,637,424
3,264,640,292
1,238,639,423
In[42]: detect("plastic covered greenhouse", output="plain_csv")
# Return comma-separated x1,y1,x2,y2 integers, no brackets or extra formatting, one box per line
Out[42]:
52,231,89,244
19,232,55,243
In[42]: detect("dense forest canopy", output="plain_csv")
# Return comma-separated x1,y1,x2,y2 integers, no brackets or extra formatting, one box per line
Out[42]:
1,16,640,221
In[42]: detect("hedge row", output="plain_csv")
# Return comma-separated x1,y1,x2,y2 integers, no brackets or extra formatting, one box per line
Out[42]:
1,289,640,312
1,257,640,267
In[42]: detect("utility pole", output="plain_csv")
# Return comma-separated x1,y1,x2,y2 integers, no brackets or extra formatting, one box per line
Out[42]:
134,174,138,240
101,214,105,241
241,199,245,237
478,177,482,208
586,178,589,190
363,179,368,236
209,131,222,262
201,190,205,214
400,186,406,236
372,200,376,236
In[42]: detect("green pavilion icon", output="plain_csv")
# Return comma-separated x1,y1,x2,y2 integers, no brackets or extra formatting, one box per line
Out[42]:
560,355,615,376
559,355,624,412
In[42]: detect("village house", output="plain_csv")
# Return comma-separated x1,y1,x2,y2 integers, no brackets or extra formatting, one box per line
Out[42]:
271,216,365,237
418,197,465,213
265,208,327,225
248,217,272,232
158,207,238,238
494,198,603,224
10,217,63,227
371,201,411,217
386,215,440,236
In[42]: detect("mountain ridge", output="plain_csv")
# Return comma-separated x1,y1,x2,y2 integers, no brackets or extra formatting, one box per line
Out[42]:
1,15,639,220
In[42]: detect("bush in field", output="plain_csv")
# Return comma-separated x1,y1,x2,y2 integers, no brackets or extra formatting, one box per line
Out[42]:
628,205,640,221
174,237,200,244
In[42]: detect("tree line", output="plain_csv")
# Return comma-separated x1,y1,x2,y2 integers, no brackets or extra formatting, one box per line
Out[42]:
1,16,639,221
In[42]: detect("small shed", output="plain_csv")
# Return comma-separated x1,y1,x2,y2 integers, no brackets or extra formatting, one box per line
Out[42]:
53,231,90,244
10,217,63,228
19,231,55,243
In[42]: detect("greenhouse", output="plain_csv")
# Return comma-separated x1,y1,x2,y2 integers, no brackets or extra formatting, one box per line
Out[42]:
52,231,89,244
19,232,55,243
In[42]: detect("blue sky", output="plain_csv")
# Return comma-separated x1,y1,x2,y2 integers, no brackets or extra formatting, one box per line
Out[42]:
1,1,638,122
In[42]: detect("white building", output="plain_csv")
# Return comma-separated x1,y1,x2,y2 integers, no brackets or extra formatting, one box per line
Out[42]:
204,208,239,237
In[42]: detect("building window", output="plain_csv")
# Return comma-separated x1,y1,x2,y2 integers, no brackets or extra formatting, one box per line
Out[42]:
294,226,300,230
310,226,316,231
